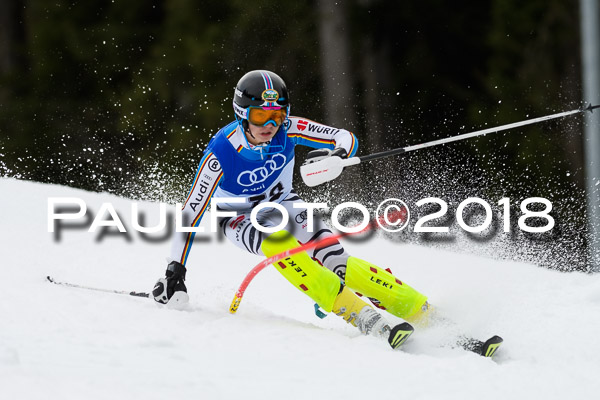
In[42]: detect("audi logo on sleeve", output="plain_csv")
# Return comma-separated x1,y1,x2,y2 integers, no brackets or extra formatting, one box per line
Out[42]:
237,154,287,187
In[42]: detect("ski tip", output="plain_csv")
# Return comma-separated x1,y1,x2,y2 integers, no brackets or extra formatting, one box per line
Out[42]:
388,322,415,349
481,335,503,358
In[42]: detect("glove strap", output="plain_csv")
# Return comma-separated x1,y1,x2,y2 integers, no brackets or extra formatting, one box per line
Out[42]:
330,147,347,158
305,147,348,165
166,261,187,280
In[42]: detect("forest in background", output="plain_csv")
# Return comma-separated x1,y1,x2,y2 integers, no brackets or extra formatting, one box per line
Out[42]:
1,0,596,269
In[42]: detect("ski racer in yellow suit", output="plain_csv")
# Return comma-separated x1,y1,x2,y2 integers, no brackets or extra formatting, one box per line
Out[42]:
152,70,430,348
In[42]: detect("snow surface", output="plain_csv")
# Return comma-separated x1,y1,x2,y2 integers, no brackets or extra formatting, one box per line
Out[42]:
1,177,599,400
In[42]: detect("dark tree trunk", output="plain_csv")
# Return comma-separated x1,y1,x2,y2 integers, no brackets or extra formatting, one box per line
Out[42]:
317,0,356,129
0,0,25,75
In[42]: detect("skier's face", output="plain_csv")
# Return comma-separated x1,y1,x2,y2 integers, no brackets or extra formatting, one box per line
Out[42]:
246,122,278,145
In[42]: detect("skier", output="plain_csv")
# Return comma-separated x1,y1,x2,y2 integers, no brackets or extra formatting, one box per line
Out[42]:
152,70,430,348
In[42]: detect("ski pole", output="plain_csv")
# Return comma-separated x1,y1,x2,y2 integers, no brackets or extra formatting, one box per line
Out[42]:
301,104,600,187
229,209,406,314
46,276,150,298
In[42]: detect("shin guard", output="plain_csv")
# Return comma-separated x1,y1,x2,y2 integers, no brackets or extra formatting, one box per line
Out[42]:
261,230,342,312
345,256,429,321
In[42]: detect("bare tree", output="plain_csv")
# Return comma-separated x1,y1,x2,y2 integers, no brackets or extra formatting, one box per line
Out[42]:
360,34,393,153
317,0,356,129
0,0,23,75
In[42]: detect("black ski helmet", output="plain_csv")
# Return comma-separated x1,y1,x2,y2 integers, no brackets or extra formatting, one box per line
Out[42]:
233,70,290,122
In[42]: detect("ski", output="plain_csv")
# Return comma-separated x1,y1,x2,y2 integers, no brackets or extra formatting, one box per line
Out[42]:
387,322,415,349
46,276,150,298
46,275,499,356
457,335,503,358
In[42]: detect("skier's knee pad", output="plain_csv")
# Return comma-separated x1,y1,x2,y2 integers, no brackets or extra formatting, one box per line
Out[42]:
345,256,428,320
261,230,342,312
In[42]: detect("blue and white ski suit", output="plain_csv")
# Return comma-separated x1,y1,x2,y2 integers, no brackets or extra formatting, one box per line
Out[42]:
170,117,358,279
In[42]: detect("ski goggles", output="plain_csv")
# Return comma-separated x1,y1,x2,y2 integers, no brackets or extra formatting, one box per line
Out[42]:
248,107,288,127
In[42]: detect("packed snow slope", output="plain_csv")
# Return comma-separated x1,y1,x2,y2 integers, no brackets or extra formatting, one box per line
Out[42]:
1,177,599,400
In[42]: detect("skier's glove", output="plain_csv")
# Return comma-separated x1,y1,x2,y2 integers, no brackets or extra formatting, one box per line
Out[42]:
302,147,347,166
152,261,188,305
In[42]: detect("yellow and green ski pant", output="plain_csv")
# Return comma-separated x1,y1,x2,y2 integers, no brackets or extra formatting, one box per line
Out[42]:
220,196,428,320
261,230,428,321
